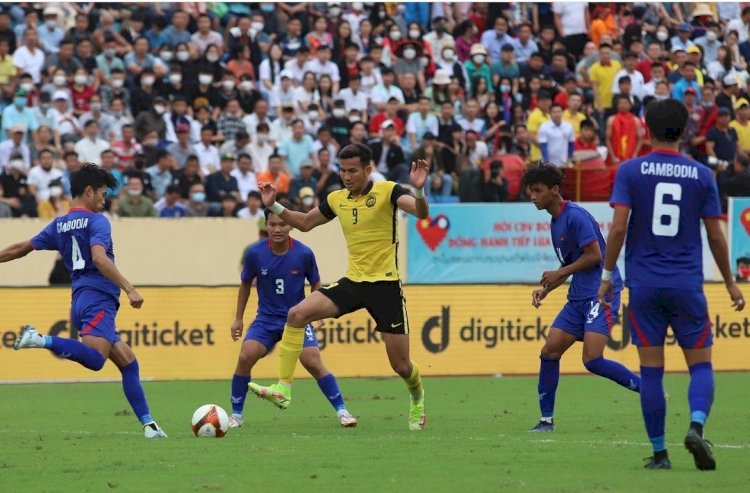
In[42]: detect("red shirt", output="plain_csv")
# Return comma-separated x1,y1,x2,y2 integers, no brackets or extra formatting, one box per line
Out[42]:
575,137,597,151
369,113,405,136
70,84,96,114
636,59,670,83
554,91,570,110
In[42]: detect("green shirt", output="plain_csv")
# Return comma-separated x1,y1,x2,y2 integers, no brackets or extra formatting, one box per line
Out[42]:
119,196,156,217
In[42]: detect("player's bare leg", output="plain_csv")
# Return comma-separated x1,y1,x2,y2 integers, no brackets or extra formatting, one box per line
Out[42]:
230,340,267,428
531,328,577,432
300,347,358,427
682,347,716,470
637,346,670,469
382,332,425,430
109,340,166,438
248,292,339,409
582,332,641,392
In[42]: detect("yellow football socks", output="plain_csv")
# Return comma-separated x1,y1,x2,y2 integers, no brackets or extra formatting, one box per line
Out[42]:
279,325,305,384
404,361,423,399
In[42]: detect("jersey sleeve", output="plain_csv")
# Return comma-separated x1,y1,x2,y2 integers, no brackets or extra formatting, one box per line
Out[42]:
305,248,321,285
89,215,111,248
572,211,598,249
609,164,632,208
240,249,257,283
390,183,411,206
30,220,58,251
701,169,723,218
318,194,337,220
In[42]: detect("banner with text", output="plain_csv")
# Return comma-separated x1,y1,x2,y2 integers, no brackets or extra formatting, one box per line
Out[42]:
407,203,716,284
729,198,750,283
1,285,748,382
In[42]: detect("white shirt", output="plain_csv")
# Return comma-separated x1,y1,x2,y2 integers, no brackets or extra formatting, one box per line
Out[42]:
293,86,320,109
538,120,575,166
191,31,224,54
231,169,259,201
0,140,31,172
74,137,110,165
270,86,296,109
726,19,750,43
337,87,368,113
51,108,80,136
284,59,315,86
195,141,221,175
370,83,405,105
457,117,486,134
306,59,341,82
467,141,489,168
612,68,646,100
237,206,264,221
270,118,293,147
12,45,46,83
552,2,588,36
423,32,455,61
248,142,273,174
259,58,282,88
718,3,741,22
27,165,64,201
242,113,271,137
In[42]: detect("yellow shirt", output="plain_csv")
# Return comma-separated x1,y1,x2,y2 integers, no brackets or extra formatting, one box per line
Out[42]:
730,119,750,151
527,108,550,161
319,180,407,282
37,199,71,220
589,60,622,110
0,55,15,85
563,110,587,137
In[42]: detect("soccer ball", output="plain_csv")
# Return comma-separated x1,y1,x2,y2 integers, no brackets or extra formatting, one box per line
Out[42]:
191,404,229,438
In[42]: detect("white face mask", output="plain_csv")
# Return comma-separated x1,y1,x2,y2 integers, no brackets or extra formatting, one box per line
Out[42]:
9,160,24,171
127,188,142,196
251,21,264,32
308,111,319,121
153,105,166,115
707,31,718,42
656,31,668,42
403,48,417,60
161,51,173,62
302,196,314,207
45,19,57,29
91,102,102,112
473,54,485,64
54,75,66,86
443,50,455,61
144,138,158,146
199,74,213,85
177,50,190,61
349,115,361,123
240,80,253,91
258,133,270,143
141,76,155,86
390,31,401,41
49,186,63,198
74,75,87,85
169,73,182,85
21,82,33,92
222,80,235,90
207,53,219,63
409,30,421,39
333,108,346,118
111,78,124,89
352,2,363,11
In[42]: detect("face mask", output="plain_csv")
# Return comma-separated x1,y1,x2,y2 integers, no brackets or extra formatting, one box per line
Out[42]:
169,73,182,85
379,11,386,20
349,115,361,123
260,3,274,12
302,196,314,207
199,74,213,85
409,30,420,39
45,19,57,29
161,51,173,62
153,105,166,115
207,53,219,63
104,48,116,58
333,108,346,118
473,54,485,64
74,75,87,85
14,97,26,108
112,110,123,117
144,138,159,146
251,21,264,32
111,78,124,89
142,76,155,86
308,111,319,121
707,31,718,42
500,84,511,93
352,2,364,11
127,188,142,196
443,50,455,61
222,80,235,90
330,7,341,17
258,133,270,143
191,191,206,203
656,31,668,42
177,50,190,61
655,94,668,101
41,103,50,110
397,4,405,14
390,31,401,41
91,102,102,112
702,100,714,107
9,160,23,170
54,75,66,86
49,186,63,198
21,82,33,92
403,48,417,60
240,80,253,91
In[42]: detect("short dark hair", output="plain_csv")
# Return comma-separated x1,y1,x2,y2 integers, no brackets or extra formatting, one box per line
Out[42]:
247,190,262,201
165,184,180,195
580,119,596,130
38,148,54,157
70,163,117,198
338,143,372,166
523,161,564,189
645,99,688,142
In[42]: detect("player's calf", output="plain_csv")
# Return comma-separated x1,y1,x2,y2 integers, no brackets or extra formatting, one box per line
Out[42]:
15,325,106,371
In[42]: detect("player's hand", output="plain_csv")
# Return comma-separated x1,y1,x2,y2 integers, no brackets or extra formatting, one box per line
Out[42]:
532,288,547,308
230,319,244,341
410,159,430,190
597,280,613,308
540,270,563,290
257,182,278,207
127,289,144,309
727,282,746,311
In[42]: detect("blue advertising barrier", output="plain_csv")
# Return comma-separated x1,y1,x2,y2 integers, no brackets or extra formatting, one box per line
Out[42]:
729,198,750,283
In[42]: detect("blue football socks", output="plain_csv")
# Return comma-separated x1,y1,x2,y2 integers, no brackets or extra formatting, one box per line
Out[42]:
317,373,346,411
585,357,641,392
538,356,560,419
640,366,667,453
44,335,105,371
120,359,153,425
231,374,252,415
688,362,714,427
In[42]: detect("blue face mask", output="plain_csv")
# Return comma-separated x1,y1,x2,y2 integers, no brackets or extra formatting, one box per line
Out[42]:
260,4,274,12
191,192,206,203
14,97,27,108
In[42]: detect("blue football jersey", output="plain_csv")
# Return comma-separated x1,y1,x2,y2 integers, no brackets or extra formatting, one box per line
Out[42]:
551,201,623,300
610,150,722,289
31,208,120,300
241,239,321,319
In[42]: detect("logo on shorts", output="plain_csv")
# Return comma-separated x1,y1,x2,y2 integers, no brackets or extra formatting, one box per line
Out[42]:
365,195,376,208
261,268,268,276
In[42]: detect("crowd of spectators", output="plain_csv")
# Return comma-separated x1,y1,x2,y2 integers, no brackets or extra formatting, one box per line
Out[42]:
0,2,749,224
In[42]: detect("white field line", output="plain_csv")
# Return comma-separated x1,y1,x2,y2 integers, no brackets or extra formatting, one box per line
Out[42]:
0,378,155,384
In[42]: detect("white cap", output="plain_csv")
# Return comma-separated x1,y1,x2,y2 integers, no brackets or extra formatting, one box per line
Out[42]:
723,74,738,86
381,119,396,129
52,90,68,101
279,69,294,80
433,69,451,85
10,123,26,133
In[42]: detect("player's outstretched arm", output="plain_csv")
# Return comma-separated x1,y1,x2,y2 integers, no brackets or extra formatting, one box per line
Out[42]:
704,218,746,311
231,280,252,341
396,160,430,219
258,182,331,232
91,244,144,309
0,240,34,263
598,205,629,307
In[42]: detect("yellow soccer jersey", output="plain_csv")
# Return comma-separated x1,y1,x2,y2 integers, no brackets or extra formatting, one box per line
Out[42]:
319,180,409,282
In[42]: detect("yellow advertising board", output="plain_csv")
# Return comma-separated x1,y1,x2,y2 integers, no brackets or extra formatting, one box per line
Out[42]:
0,284,748,382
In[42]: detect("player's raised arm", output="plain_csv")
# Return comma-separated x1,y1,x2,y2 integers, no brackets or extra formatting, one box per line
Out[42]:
91,244,143,309
258,182,331,232
0,240,34,263
395,160,430,219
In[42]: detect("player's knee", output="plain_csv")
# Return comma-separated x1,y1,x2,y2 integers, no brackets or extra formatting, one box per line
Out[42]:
237,351,258,372
583,356,603,373
301,358,327,379
390,360,412,378
540,344,563,360
287,306,310,328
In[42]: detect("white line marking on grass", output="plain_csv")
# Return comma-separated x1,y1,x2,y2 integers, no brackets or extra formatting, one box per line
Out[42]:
527,438,749,450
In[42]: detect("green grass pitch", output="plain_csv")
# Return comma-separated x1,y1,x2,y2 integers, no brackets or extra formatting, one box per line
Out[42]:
1,374,749,492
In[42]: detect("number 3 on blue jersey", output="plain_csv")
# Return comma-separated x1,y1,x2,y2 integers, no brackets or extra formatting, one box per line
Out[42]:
71,236,85,270
275,278,284,294
652,182,681,237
